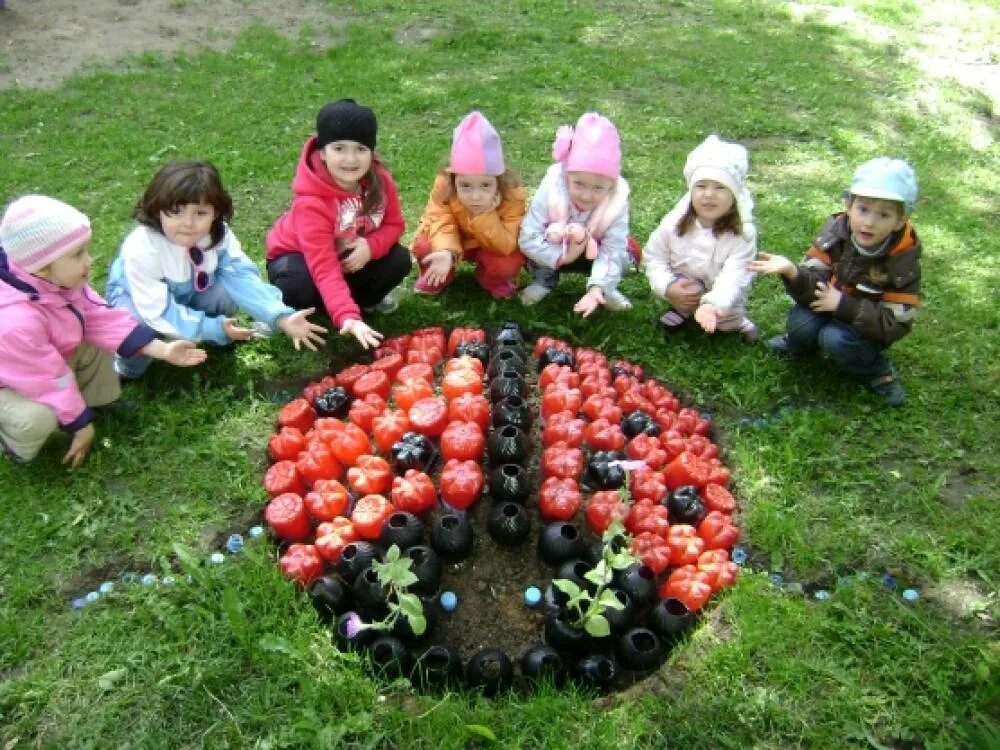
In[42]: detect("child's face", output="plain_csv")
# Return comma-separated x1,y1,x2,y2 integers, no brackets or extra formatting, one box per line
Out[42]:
159,202,218,247
846,196,906,248
566,171,615,212
454,174,499,214
690,179,735,227
34,243,93,289
321,141,373,191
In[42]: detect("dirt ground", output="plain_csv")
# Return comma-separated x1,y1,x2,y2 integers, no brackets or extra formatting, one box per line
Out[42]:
0,0,343,90
2,0,997,112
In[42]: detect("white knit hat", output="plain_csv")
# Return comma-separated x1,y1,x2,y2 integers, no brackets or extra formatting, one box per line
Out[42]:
683,135,755,230
0,195,92,273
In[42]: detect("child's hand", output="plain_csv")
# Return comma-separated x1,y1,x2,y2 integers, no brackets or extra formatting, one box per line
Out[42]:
810,281,842,313
342,237,372,274
340,318,384,350
140,338,208,366
421,250,455,286
694,304,720,333
161,339,209,367
545,222,567,245
573,286,605,318
468,192,502,216
223,318,254,342
566,223,587,244
63,423,96,469
666,279,704,311
747,252,797,279
278,308,328,351
559,235,588,266
565,223,593,258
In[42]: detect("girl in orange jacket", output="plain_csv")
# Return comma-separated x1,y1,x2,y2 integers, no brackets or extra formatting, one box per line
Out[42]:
412,111,526,298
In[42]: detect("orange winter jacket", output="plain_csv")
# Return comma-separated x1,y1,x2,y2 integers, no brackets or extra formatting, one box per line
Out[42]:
414,174,526,262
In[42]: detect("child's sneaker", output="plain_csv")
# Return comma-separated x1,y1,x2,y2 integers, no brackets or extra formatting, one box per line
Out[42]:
482,279,515,299
738,318,759,344
364,290,399,314
869,371,906,406
249,321,274,340
658,309,689,332
413,276,445,295
519,283,551,305
766,334,796,354
603,288,632,311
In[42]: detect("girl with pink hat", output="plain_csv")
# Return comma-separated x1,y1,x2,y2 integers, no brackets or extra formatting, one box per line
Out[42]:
0,195,207,467
518,112,637,317
411,111,526,298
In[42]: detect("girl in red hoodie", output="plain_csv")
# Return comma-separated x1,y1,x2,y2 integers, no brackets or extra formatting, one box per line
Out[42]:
266,99,411,349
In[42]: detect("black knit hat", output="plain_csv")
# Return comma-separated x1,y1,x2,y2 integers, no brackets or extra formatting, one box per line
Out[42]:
316,99,377,151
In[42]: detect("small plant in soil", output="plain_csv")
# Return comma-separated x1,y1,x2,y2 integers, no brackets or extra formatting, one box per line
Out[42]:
343,544,427,638
552,520,638,637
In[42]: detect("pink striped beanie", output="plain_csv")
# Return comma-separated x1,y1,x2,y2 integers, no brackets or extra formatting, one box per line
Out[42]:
0,195,92,273
448,111,505,176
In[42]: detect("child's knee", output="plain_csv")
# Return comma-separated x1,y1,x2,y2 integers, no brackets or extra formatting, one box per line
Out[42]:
411,234,433,261
475,252,522,280
0,403,59,461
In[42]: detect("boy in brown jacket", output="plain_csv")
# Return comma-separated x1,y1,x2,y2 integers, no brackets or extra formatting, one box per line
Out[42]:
749,158,920,405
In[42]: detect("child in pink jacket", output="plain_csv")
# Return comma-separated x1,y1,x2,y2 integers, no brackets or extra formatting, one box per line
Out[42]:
0,195,206,467
266,99,411,350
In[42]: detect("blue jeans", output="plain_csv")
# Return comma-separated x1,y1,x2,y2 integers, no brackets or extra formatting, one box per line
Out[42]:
112,283,238,379
784,304,893,382
526,256,594,290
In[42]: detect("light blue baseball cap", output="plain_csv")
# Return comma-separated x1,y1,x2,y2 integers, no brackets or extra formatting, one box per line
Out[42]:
849,157,918,213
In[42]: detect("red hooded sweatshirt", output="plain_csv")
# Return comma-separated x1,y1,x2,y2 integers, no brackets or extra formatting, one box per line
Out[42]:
266,135,405,326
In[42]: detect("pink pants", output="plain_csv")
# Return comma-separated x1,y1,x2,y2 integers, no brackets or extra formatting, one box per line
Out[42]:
412,234,525,295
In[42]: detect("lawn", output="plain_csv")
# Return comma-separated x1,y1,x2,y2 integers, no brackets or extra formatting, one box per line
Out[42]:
1,0,997,747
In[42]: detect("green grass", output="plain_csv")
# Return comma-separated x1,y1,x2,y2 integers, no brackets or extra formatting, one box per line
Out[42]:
2,0,998,747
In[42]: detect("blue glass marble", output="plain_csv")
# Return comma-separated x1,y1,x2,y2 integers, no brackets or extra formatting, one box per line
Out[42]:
225,534,245,554
523,586,542,608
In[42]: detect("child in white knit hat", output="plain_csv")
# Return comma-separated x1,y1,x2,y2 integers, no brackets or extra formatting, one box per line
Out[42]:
0,195,207,467
643,134,759,342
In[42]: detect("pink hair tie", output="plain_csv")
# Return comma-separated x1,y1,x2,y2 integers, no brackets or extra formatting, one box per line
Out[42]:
552,125,574,162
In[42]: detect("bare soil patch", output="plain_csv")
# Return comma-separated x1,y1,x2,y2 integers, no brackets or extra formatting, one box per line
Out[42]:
0,0,344,90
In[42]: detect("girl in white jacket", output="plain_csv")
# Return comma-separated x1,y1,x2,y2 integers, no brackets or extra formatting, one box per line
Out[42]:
643,135,758,342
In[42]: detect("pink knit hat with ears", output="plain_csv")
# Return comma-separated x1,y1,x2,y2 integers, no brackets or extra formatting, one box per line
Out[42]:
448,111,505,176
552,112,621,179
0,195,92,273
